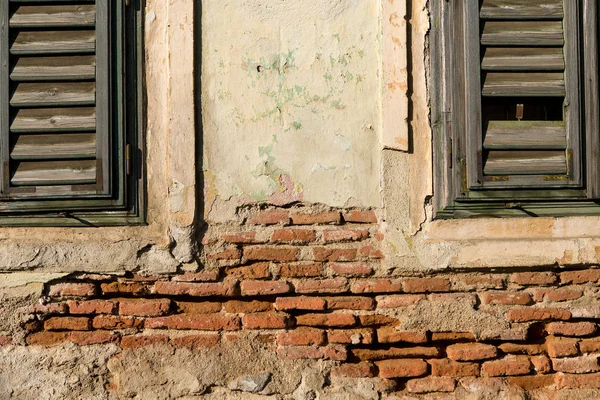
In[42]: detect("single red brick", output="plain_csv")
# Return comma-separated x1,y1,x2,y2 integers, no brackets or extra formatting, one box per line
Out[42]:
48,283,97,297
553,355,600,374
223,300,271,313
145,314,241,331
119,298,171,317
403,278,450,293
376,359,428,378
579,338,600,353
358,314,398,327
277,345,347,361
290,211,341,225
177,301,222,314
547,322,597,337
226,263,271,279
546,337,579,358
207,247,242,261
68,300,115,315
480,292,532,306
322,229,369,244
275,296,326,311
376,294,424,308
296,313,356,327
313,248,357,262
406,376,456,393
242,313,289,329
498,343,546,355
507,308,571,322
330,262,372,277
377,328,427,344
351,279,402,294
121,335,169,349
429,359,480,377
240,280,291,296
26,332,69,346
277,328,326,346
92,316,142,330
244,247,299,262
446,343,497,361
560,269,600,285
172,270,221,282
507,375,555,391
295,278,348,294
556,372,600,389
457,275,506,291
74,273,114,281
543,287,584,302
343,210,377,224
170,334,220,349
221,232,258,244
358,245,384,259
44,317,90,331
352,347,441,361
275,262,323,278
331,363,376,378
328,328,375,344
510,272,557,286
30,303,68,314
153,281,237,297
271,229,316,243
431,332,476,341
326,296,375,310
247,209,290,225
530,355,552,374
101,281,149,295
482,356,531,377
69,331,118,345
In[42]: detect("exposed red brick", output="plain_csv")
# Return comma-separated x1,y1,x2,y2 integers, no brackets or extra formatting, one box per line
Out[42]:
343,210,377,224
242,313,289,329
547,321,597,337
375,379,398,393
48,283,97,298
275,296,326,311
0,335,12,346
325,296,375,310
352,347,441,361
275,262,322,278
431,332,476,341
207,247,242,261
556,372,600,389
530,355,552,374
121,335,169,349
560,269,600,285
277,328,326,346
177,301,222,314
170,334,220,349
358,314,397,327
68,300,115,315
543,287,584,302
406,376,456,393
247,209,290,225
351,279,402,294
225,263,271,279
223,300,271,313
74,273,114,281
271,229,316,243
30,303,68,314
403,278,451,293
221,232,258,244
119,298,171,317
296,313,356,327
429,359,480,377
244,247,299,262
145,314,241,331
552,355,600,374
101,281,149,295
579,338,600,353
546,337,579,358
480,292,532,306
377,328,427,344
290,211,341,225
322,229,369,243
23,320,42,332
499,343,546,355
457,275,506,291
154,281,237,297
428,293,477,306
328,328,374,344
508,307,572,323
358,245,384,259
376,359,428,378
277,345,347,361
172,270,221,282
26,332,69,346
240,280,291,296
376,294,424,308
92,316,142,330
510,272,557,286
446,343,497,361
295,278,348,294
330,262,372,277
331,363,376,378
507,375,555,391
313,248,357,262
44,317,90,331
482,356,531,377
69,331,118,346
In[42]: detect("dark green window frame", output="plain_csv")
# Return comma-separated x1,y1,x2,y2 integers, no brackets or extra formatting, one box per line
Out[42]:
0,0,144,226
432,0,600,218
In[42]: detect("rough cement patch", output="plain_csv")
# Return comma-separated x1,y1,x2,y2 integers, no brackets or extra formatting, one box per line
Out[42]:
324,377,380,400
228,372,272,393
0,273,68,288
136,246,180,275
0,284,43,341
169,225,198,264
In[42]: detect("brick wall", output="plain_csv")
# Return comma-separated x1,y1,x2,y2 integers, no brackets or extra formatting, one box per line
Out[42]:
13,205,600,397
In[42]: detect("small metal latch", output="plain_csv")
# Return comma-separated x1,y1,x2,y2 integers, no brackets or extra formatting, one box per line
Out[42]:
126,144,132,176
516,104,524,121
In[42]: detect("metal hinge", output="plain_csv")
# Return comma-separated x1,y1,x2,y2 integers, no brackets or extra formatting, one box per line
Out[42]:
126,144,132,176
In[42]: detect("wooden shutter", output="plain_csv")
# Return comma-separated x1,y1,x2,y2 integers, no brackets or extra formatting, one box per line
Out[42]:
465,0,582,189
0,1,111,199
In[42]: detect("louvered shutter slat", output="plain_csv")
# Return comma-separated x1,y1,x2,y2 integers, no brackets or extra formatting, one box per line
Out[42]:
11,134,96,160
482,48,565,71
10,56,96,81
11,108,96,133
480,0,563,20
9,5,95,28
481,21,564,46
484,151,567,176
11,82,95,107
483,121,566,150
482,73,565,97
11,160,96,186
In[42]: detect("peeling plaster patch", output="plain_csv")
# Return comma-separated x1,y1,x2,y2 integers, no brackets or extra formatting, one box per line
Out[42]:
333,134,351,152
0,273,69,288
169,225,197,264
311,163,335,174
146,10,156,23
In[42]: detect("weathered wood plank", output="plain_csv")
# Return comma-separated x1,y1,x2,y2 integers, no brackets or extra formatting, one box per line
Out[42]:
481,0,563,20
10,107,96,133
11,159,96,186
484,150,567,175
10,56,95,81
482,72,565,97
11,82,95,107
481,21,564,46
11,30,95,55
9,5,95,28
482,48,564,71
11,133,96,160
483,121,566,150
